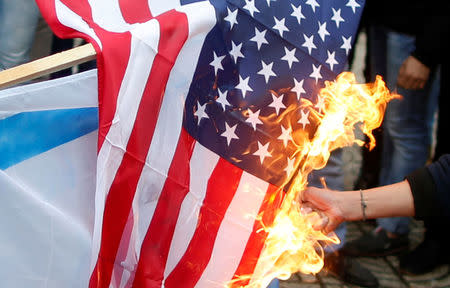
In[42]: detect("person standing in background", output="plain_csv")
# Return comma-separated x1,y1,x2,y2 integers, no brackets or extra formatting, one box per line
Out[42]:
0,0,40,70
343,0,441,263
398,18,450,276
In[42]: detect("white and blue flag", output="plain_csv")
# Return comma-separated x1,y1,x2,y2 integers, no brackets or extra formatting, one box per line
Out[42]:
0,70,98,287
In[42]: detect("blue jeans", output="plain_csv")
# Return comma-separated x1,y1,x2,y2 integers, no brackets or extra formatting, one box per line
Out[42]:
267,278,279,288
369,27,439,234
0,0,40,70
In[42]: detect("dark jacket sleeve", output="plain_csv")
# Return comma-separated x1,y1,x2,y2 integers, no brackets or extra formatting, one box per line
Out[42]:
409,2,450,68
412,13,450,68
405,154,450,222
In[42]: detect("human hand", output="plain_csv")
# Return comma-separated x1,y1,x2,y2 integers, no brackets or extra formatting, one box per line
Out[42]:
397,55,430,90
301,187,346,234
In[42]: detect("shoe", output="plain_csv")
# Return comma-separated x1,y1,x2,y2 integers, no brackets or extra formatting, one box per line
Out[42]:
342,227,409,257
399,234,449,275
324,251,379,287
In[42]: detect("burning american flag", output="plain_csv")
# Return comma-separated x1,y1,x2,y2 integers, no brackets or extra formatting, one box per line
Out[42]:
34,0,376,287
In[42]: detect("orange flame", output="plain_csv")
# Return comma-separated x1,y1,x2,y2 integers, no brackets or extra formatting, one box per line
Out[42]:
229,72,399,287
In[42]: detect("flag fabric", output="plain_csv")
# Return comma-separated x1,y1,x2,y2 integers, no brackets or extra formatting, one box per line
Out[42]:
35,1,364,287
0,70,98,287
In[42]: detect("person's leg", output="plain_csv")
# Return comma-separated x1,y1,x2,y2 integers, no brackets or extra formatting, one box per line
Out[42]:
399,64,446,275
267,278,279,288
344,28,439,258
0,0,40,70
377,30,438,234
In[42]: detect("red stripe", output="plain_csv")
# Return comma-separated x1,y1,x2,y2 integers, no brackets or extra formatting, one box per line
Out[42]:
56,0,132,152
164,159,244,288
95,31,133,151
230,185,284,287
132,130,196,287
89,10,189,288
119,0,153,23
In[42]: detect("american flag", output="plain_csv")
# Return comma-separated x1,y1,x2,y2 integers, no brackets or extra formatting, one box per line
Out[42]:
36,0,363,287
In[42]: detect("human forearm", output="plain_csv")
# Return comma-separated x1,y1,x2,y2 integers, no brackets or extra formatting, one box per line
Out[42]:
302,181,416,233
338,181,416,222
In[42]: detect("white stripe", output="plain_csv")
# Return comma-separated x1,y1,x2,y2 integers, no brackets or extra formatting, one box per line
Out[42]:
148,0,180,16
163,143,220,280
55,0,102,49
175,2,216,38
118,216,137,287
195,172,269,288
118,4,217,284
87,0,134,32
90,19,160,272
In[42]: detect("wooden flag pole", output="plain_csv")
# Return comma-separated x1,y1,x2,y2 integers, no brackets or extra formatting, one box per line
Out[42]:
0,43,97,90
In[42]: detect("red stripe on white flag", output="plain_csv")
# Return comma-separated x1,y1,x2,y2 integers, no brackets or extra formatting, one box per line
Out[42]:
57,0,135,151
230,184,284,287
93,3,217,287
164,158,244,288
91,23,158,278
117,5,217,285
132,130,196,287
45,1,230,287
89,10,189,288
194,172,275,288
162,142,221,281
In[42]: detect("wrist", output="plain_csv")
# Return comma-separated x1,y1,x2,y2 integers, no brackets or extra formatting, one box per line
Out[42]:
337,191,362,222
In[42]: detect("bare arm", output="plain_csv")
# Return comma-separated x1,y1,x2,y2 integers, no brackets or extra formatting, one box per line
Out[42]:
302,180,415,234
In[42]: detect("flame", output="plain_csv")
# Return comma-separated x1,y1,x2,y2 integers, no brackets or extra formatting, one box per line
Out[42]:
229,72,399,287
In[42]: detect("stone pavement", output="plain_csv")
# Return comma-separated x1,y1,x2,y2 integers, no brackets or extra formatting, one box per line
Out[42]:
279,220,450,288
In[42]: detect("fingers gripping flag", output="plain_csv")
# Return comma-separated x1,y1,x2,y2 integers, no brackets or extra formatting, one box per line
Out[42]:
35,0,364,287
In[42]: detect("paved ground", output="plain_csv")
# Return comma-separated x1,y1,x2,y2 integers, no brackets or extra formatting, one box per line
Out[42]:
30,17,450,288
279,219,450,288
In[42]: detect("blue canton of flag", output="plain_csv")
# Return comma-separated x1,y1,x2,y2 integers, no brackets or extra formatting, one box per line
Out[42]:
184,0,364,188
